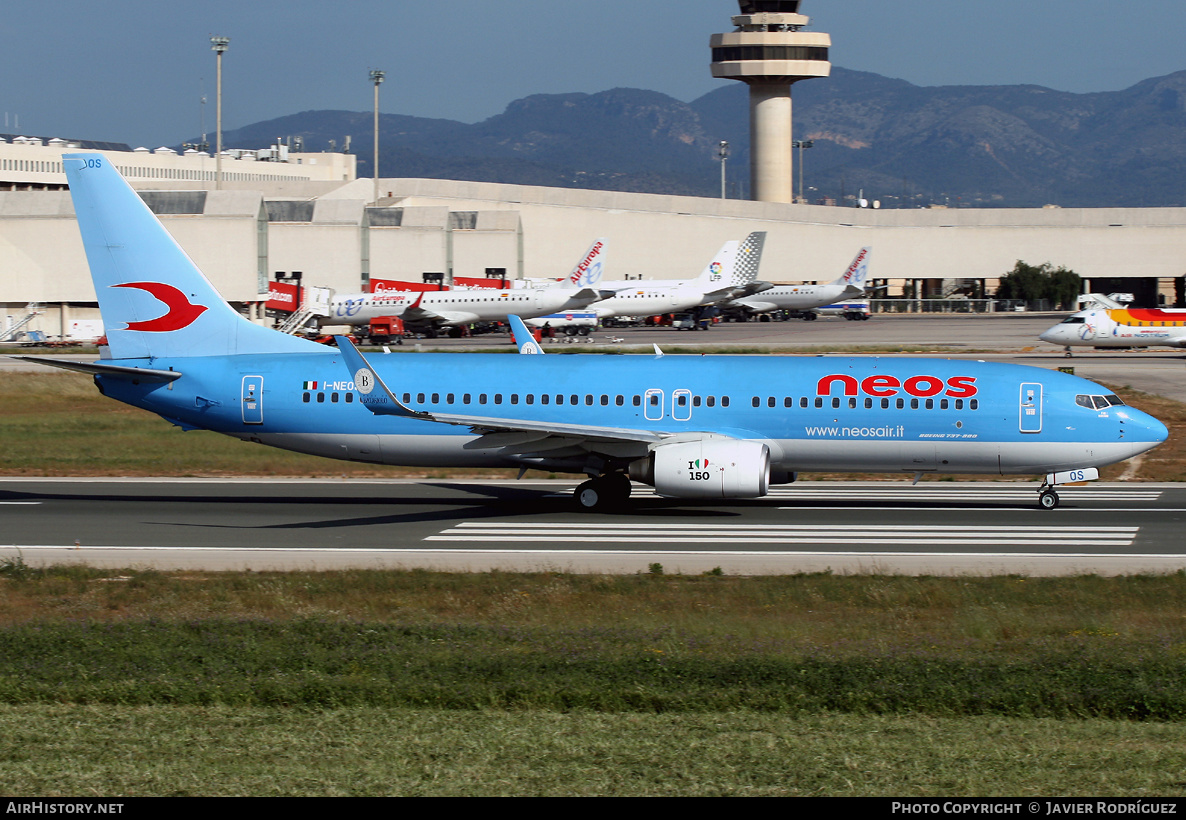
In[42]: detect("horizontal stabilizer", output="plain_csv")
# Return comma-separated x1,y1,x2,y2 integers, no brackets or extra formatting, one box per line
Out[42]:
13,356,181,382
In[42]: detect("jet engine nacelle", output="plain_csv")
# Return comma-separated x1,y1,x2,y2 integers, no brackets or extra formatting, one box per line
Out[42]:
632,438,770,499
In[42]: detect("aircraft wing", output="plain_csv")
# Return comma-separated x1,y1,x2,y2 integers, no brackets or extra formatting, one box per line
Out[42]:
699,283,767,305
334,337,668,450
401,304,478,327
735,281,774,297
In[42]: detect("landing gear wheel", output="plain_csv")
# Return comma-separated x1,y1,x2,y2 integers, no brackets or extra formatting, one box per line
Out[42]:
574,474,631,511
1038,489,1060,510
575,480,602,511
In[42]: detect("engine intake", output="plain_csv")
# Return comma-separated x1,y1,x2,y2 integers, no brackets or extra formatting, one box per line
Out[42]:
631,439,770,499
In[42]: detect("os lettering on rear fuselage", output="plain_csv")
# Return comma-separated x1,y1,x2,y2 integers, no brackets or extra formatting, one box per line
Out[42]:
816,374,978,399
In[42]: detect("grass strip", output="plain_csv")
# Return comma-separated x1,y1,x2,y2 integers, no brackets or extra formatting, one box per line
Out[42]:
2,706,1186,796
1,618,1184,718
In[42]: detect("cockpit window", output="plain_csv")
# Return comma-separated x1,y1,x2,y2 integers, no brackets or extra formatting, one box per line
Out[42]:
1061,316,1086,324
1077,394,1126,409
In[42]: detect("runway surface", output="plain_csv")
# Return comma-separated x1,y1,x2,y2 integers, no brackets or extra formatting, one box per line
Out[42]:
3,479,1184,576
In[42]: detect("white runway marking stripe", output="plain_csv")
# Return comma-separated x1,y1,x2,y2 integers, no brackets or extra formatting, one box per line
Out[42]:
428,523,1140,548
633,488,1163,500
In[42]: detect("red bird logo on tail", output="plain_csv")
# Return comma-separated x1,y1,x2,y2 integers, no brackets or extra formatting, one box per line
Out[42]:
112,282,208,332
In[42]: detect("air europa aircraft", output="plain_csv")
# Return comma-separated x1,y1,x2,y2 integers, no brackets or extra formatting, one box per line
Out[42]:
22,154,1168,511
324,238,608,337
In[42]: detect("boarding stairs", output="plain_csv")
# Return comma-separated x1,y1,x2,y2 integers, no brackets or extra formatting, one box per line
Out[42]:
1,303,44,342
278,286,334,335
942,279,979,298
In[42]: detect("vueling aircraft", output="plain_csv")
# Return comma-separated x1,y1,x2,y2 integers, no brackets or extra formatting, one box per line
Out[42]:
724,246,871,318
20,154,1168,511
323,239,608,337
1040,305,1186,355
589,232,769,321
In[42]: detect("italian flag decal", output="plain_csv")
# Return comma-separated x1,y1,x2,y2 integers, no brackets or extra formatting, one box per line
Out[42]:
303,381,318,390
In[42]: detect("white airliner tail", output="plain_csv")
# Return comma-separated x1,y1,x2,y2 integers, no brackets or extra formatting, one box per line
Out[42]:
693,240,739,289
565,238,607,289
832,247,872,295
731,231,767,288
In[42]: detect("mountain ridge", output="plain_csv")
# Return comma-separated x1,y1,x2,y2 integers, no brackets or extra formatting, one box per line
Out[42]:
210,66,1186,207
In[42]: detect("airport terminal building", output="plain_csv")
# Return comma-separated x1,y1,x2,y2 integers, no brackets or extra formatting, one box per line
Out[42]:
3,135,1186,340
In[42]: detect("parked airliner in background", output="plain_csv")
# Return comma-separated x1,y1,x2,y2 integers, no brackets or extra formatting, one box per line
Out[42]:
1040,305,1186,355
323,239,608,337
724,247,871,319
18,155,1168,511
589,233,769,322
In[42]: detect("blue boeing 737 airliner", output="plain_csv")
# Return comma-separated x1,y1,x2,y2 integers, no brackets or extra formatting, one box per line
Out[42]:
21,154,1169,510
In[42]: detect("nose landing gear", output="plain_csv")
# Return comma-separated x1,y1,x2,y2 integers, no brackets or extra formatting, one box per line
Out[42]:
1038,488,1060,510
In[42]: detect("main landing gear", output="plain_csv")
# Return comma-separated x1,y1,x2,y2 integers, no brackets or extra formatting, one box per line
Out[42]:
574,472,632,512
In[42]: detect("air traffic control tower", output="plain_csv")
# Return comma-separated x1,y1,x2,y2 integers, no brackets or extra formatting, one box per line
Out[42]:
710,1,830,203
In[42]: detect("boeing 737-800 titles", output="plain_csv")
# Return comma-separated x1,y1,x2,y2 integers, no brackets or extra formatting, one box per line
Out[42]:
19,155,1168,511
324,239,608,336
724,247,871,318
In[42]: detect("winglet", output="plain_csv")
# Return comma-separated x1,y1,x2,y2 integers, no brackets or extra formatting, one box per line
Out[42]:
508,315,545,354
334,336,430,418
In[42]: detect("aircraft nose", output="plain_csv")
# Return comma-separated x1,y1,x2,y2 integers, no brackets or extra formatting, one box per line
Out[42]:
1038,326,1063,344
1125,408,1169,455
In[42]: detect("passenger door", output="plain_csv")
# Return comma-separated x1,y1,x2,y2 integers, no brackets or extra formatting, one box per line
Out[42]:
241,375,264,425
1019,382,1042,434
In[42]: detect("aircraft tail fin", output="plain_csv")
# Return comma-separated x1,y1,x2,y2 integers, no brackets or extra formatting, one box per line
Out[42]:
694,240,739,287
731,231,767,288
63,153,320,359
833,247,872,294
565,238,607,289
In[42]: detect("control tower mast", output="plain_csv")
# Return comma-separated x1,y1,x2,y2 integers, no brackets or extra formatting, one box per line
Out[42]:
710,1,830,203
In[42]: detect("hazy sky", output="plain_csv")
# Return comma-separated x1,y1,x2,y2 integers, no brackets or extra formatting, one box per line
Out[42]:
3,0,1183,147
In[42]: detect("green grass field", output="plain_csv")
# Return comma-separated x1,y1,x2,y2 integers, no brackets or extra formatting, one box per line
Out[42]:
2,565,1186,795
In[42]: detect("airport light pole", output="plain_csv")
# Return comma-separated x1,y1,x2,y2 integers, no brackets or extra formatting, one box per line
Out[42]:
792,139,814,203
717,140,730,199
210,36,230,190
370,69,385,204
